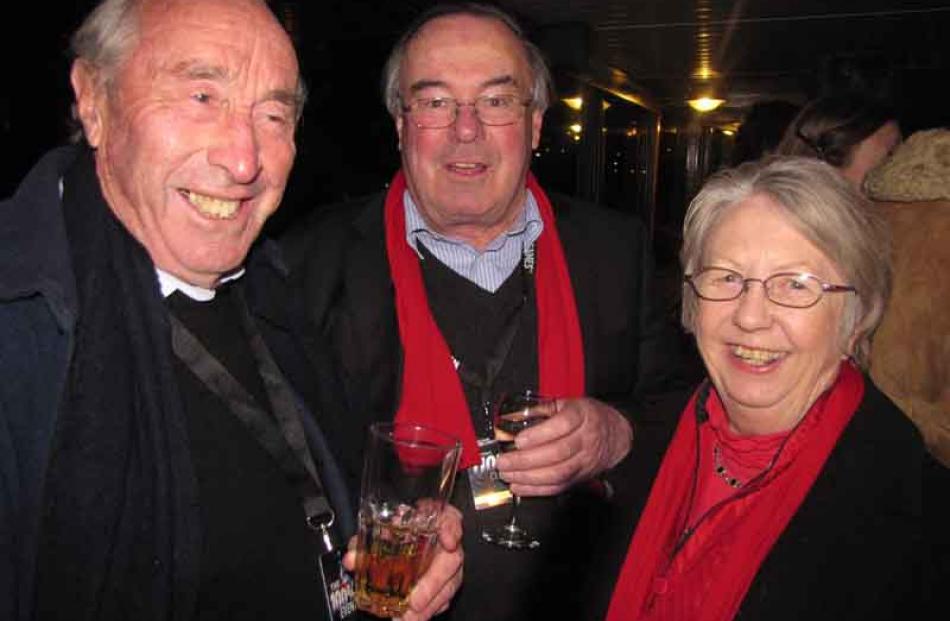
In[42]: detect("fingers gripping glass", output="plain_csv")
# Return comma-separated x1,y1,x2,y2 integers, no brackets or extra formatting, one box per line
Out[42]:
685,267,856,309
480,391,557,550
354,424,461,617
402,94,533,128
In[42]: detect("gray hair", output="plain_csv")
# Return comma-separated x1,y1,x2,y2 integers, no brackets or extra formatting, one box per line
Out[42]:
70,0,142,87
680,156,891,368
381,2,553,118
69,0,307,136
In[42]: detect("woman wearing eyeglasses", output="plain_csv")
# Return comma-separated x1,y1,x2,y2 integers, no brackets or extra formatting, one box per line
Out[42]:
601,157,940,621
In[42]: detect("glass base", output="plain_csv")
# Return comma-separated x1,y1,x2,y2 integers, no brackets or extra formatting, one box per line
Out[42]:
480,522,540,550
354,592,409,618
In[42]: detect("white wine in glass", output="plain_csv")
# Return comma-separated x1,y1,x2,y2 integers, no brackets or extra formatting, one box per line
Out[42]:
480,390,556,550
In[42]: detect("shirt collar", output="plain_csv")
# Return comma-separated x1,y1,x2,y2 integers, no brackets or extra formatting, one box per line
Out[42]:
156,267,245,301
404,189,543,256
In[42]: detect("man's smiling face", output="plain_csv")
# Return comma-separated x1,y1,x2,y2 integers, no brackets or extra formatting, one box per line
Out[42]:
73,0,300,287
395,14,543,249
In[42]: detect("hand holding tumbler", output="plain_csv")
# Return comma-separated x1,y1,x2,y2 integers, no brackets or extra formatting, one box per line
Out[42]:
353,423,461,618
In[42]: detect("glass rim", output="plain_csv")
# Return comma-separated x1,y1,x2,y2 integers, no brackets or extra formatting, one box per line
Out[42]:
499,389,557,400
369,422,461,453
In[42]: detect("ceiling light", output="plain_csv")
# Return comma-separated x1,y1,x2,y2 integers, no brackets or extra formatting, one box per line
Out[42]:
562,97,583,111
688,97,725,113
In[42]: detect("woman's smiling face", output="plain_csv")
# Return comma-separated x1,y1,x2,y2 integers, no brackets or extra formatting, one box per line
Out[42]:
693,193,851,435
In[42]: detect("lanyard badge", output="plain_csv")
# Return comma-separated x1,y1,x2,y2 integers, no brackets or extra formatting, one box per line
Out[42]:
467,438,513,510
318,549,356,620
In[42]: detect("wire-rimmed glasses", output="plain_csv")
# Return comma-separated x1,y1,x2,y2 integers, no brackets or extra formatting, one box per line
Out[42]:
685,267,856,309
401,94,533,128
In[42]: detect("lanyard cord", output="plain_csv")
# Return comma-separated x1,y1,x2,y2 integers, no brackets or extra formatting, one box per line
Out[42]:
168,287,337,553
454,244,536,437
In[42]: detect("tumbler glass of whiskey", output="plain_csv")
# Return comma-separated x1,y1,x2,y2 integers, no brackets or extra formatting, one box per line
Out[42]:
354,423,461,617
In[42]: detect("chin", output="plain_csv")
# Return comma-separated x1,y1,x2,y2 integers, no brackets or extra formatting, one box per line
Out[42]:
714,371,794,411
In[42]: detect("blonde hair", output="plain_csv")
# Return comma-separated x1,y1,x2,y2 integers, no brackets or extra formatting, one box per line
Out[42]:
681,156,891,367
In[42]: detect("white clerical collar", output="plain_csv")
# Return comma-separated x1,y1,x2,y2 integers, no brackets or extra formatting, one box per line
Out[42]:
155,267,245,301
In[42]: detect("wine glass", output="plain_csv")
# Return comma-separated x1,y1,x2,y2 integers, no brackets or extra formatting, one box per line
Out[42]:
480,390,557,550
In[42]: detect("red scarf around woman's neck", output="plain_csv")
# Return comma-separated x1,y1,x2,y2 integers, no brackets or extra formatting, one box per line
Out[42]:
606,362,864,621
385,171,585,468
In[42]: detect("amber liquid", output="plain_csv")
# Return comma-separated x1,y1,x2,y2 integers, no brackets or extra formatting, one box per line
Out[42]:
354,510,438,617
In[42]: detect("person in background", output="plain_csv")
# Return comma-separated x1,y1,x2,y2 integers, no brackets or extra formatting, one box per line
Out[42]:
0,1,461,619
775,93,901,192
729,99,800,166
864,127,950,469
603,157,940,621
281,3,690,619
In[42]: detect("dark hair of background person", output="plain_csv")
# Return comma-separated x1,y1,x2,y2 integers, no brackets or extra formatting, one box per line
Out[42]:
730,100,801,166
775,94,898,168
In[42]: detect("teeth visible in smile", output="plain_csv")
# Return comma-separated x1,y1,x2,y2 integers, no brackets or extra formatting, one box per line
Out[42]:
733,345,785,366
186,191,240,219
451,163,481,169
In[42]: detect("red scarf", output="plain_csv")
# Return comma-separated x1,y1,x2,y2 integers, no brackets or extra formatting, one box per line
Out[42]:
385,171,585,468
606,362,864,621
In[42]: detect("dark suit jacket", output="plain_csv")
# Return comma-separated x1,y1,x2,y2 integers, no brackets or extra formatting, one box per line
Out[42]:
282,189,695,620
283,190,690,483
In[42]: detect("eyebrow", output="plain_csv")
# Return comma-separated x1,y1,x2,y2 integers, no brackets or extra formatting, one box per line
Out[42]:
262,88,303,110
704,261,824,275
168,60,230,82
408,74,519,95
167,60,301,110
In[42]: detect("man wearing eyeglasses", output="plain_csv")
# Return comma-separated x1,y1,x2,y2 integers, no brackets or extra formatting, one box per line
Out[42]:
283,4,689,619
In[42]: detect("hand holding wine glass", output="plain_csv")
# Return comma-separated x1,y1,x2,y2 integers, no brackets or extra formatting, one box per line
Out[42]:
496,396,633,497
480,390,557,550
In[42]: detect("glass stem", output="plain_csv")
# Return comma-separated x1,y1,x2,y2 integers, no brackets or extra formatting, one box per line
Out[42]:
506,494,521,527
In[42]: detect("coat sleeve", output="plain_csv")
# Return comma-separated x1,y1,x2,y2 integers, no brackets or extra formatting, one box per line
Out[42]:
0,297,72,621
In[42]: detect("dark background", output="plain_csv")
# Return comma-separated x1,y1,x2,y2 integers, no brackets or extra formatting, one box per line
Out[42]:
4,1,949,234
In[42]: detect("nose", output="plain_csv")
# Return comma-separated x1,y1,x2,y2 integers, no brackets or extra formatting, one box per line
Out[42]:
732,280,773,331
451,103,483,143
207,112,261,184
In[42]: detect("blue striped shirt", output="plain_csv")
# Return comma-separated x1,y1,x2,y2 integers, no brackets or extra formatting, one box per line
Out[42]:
404,190,544,293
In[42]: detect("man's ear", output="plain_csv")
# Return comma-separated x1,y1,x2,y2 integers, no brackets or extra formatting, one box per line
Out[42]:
395,114,405,152
70,60,106,147
530,107,543,150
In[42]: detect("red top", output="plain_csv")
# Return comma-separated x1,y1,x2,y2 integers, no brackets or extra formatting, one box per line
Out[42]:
687,392,790,527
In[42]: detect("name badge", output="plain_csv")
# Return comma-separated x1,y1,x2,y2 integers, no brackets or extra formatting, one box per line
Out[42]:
467,438,513,511
318,549,356,620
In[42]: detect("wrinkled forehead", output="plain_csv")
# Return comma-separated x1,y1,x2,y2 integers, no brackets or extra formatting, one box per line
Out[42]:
133,0,299,82
401,14,532,92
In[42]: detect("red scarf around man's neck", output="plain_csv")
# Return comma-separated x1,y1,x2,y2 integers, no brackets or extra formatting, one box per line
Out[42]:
606,362,864,621
384,170,585,468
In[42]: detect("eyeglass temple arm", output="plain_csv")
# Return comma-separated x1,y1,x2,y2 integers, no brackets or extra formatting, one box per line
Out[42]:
822,284,857,293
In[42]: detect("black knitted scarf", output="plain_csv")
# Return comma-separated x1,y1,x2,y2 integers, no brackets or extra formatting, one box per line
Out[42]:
33,150,200,621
